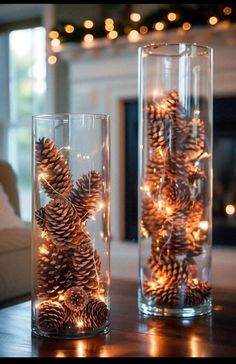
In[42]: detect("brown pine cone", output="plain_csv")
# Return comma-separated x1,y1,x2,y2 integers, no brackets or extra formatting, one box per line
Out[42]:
187,200,204,231
145,158,165,194
146,91,188,152
35,207,46,232
148,253,188,286
81,298,108,329
167,211,188,255
184,280,211,306
70,170,104,222
145,146,170,195
162,90,179,116
37,240,71,299
167,150,188,181
157,119,172,150
140,219,150,239
144,280,179,306
70,227,91,248
35,138,73,198
44,198,80,247
184,119,205,161
156,119,187,152
147,117,162,151
161,180,191,212
37,300,66,332
64,287,88,311
142,197,166,238
72,241,103,295
145,103,166,122
150,238,162,257
188,164,206,185
64,309,82,326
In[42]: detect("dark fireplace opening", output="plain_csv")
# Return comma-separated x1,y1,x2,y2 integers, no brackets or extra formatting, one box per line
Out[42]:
125,96,236,246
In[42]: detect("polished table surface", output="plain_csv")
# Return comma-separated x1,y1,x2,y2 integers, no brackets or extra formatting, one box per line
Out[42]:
0,279,236,357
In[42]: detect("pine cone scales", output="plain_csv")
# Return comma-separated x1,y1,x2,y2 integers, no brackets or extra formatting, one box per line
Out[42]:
44,198,80,247
144,279,211,307
148,254,188,286
70,171,104,222
144,280,179,306
72,241,103,294
64,287,88,311
184,119,205,161
183,280,211,306
142,197,165,237
38,301,66,332
161,181,191,211
81,298,108,329
168,151,188,181
35,138,73,198
35,207,46,231
37,241,71,299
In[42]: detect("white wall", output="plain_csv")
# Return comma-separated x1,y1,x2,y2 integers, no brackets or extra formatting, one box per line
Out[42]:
67,25,236,240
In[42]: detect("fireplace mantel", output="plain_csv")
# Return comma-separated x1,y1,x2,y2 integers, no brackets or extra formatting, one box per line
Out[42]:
66,25,236,240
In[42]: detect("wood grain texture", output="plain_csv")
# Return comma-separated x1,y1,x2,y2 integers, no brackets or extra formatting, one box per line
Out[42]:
0,279,236,357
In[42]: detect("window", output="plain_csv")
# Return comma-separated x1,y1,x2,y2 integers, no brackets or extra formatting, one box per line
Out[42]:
6,26,46,221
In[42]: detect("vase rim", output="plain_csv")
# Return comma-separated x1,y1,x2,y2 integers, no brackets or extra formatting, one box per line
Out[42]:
140,42,213,56
32,113,110,120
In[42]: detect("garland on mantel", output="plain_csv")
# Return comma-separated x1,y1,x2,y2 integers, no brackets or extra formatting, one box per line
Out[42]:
49,4,235,46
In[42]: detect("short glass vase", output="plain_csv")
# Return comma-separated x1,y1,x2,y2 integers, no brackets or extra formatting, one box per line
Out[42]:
31,113,111,338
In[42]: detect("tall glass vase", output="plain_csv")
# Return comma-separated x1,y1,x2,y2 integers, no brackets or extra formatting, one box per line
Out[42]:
32,113,110,338
138,44,213,317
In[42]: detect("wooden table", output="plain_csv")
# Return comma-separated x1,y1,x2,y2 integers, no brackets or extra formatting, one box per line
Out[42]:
0,279,236,357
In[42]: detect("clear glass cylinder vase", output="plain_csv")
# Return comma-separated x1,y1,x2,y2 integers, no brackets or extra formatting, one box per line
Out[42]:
31,113,110,338
138,43,213,317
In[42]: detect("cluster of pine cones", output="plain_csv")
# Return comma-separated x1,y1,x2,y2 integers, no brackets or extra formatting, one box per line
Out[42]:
35,137,108,333
142,90,211,307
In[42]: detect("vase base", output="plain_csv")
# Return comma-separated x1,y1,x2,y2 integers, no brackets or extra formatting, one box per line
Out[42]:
138,296,212,318
32,321,111,339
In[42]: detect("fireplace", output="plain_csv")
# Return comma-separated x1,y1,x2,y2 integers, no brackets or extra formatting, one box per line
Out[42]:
125,96,236,246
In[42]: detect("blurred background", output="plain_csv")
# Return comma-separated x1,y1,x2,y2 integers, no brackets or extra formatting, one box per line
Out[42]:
0,4,236,303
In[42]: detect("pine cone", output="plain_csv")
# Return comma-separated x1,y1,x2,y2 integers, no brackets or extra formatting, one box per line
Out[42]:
160,91,188,147
81,298,108,329
145,158,165,194
72,241,103,295
184,119,205,161
37,300,66,332
161,180,191,212
44,198,80,247
168,150,188,181
142,197,166,238
35,207,46,232
146,103,166,123
144,280,179,306
147,117,162,150
70,170,103,222
148,253,188,286
188,164,206,185
184,280,211,306
35,138,73,198
167,211,188,255
64,309,82,326
187,200,204,231
64,287,88,311
162,90,179,116
37,240,71,299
